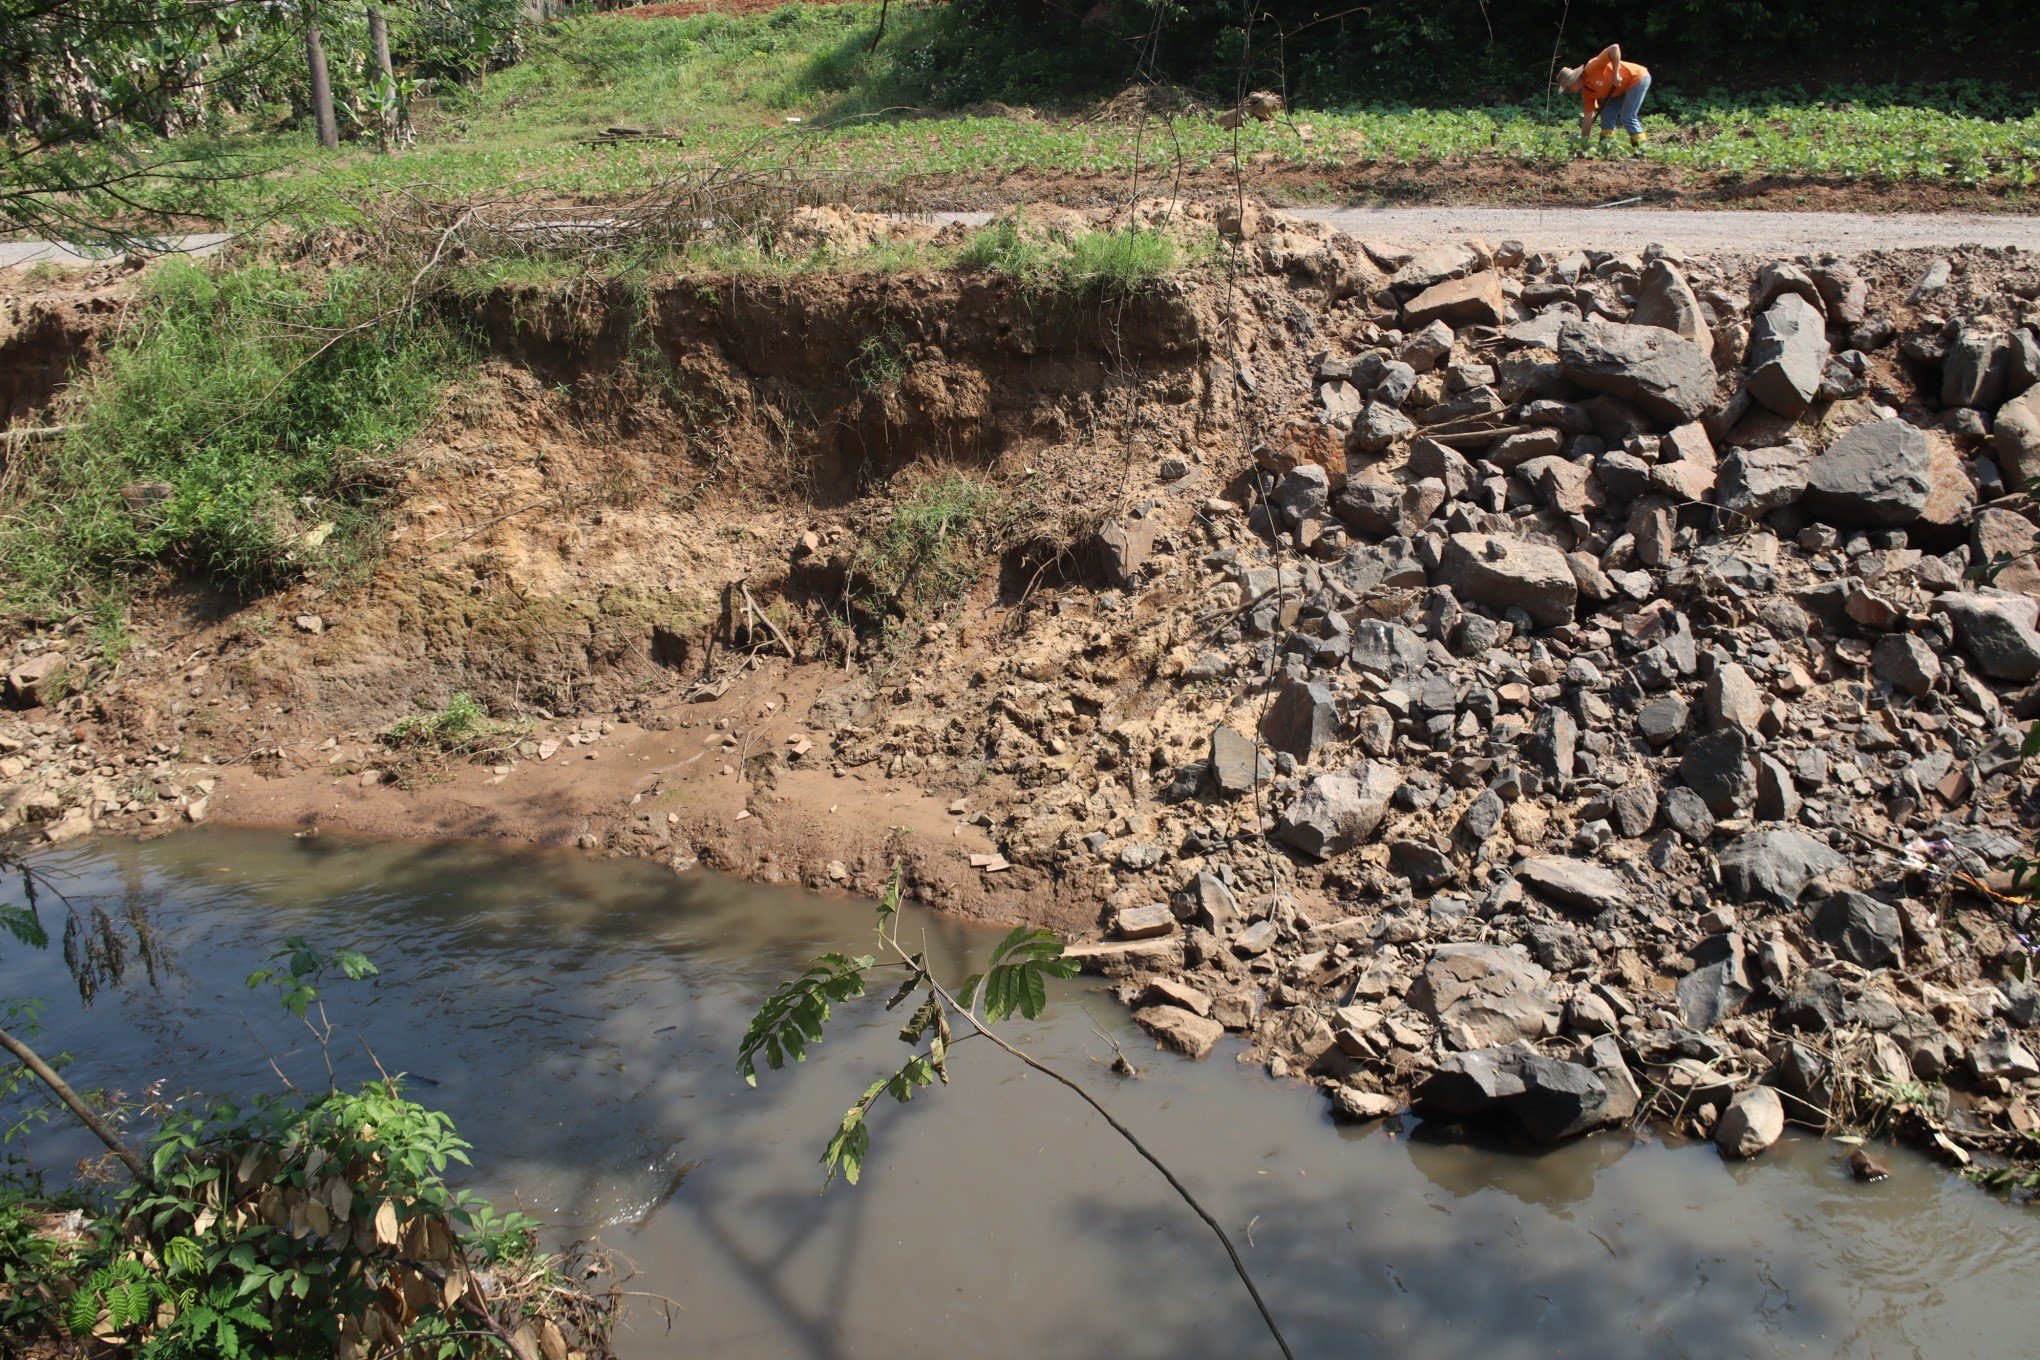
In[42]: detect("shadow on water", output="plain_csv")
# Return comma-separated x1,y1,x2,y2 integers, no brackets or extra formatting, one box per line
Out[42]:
9,829,2040,1360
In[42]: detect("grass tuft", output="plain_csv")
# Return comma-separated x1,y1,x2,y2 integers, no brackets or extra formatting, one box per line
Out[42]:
0,262,457,619
859,471,1015,620
383,692,518,757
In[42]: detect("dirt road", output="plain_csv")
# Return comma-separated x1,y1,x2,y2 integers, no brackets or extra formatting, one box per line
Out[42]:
8,209,2036,270
1286,205,2040,254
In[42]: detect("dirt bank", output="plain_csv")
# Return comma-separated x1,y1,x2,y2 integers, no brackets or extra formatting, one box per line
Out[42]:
6,208,2040,1182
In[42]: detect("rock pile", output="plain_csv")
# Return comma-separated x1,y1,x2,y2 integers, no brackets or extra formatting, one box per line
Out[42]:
1083,239,2040,1163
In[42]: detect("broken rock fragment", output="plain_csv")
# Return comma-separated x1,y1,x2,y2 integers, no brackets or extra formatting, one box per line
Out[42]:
1436,533,1577,628
1274,762,1401,860
1408,943,1560,1051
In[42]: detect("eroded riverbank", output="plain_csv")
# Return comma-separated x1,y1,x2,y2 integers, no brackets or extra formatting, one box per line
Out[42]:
10,828,2040,1359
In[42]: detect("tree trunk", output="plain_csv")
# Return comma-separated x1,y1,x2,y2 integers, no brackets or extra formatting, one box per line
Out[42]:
305,17,340,151
367,6,410,149
0,1023,151,1185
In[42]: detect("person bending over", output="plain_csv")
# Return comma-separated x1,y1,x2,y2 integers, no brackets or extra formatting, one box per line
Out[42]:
1557,43,1651,153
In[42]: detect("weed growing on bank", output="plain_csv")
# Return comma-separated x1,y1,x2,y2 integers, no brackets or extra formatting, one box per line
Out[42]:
383,692,524,759
958,220,1179,293
859,471,1022,622
0,262,460,620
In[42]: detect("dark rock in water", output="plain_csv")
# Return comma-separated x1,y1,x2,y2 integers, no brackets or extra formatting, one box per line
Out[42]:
1260,678,1339,761
1715,1086,1786,1159
1133,1005,1224,1059
1812,890,1905,970
1803,419,1934,527
1848,1148,1892,1182
1717,827,1842,907
1413,1044,1615,1143
1515,856,1629,915
1678,933,1752,1029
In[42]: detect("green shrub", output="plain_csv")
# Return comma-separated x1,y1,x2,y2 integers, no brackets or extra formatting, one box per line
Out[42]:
0,262,457,618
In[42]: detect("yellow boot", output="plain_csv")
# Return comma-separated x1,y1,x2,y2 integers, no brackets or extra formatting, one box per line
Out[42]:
1597,130,1615,156
1629,131,1648,155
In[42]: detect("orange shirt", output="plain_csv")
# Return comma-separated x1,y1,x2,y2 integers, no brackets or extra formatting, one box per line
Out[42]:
1580,56,1648,114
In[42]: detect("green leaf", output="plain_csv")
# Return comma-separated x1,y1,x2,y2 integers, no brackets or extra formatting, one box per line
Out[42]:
737,952,874,1085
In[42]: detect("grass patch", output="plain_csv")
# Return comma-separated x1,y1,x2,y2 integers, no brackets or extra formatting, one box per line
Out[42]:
958,219,1180,293
383,691,522,758
0,261,458,620
858,471,1025,623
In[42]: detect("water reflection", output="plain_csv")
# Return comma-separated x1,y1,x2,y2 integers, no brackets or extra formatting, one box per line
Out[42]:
6,830,2038,1360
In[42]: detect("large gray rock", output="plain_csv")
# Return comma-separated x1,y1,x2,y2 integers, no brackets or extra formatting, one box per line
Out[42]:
1678,933,1753,1028
1933,589,2040,681
1436,533,1577,628
1260,679,1338,761
1714,443,1810,520
1871,633,1939,697
1209,727,1264,795
1347,619,1428,683
1680,728,1754,813
1717,827,1843,907
1803,419,1934,527
1715,1086,1786,1159
1813,890,1904,970
1943,322,2009,410
1404,271,1506,328
1516,856,1629,915
1413,1045,1615,1143
1558,319,1718,425
1408,943,1560,1050
1275,762,1401,859
1633,259,1709,345
1997,386,2040,485
1972,506,2040,598
1745,293,1829,418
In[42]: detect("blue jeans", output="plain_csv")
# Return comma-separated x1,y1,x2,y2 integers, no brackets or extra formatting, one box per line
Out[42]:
1600,71,1651,134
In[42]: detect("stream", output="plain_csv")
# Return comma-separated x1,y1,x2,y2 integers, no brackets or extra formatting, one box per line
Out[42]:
7,828,2039,1359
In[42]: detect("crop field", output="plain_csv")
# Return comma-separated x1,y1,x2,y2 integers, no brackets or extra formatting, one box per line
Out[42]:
135,4,2040,229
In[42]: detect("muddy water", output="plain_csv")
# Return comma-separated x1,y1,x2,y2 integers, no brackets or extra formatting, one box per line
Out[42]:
8,830,2039,1360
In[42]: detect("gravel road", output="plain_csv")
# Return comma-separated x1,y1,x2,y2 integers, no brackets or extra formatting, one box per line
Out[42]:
1284,206,2040,254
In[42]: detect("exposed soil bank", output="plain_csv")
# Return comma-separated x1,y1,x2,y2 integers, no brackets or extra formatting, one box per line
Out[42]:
5,209,2040,1184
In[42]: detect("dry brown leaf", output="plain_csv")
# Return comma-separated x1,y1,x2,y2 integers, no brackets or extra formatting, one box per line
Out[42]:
540,1319,570,1360
372,1199,401,1249
328,1177,354,1222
